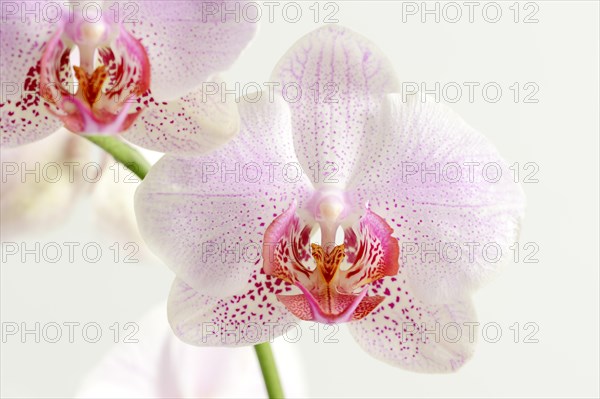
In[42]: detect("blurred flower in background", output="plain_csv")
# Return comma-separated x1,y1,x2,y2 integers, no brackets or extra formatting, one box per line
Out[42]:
0,128,146,243
1,129,100,237
76,304,307,399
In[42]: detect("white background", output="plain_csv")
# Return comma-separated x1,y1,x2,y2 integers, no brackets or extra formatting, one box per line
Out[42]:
1,1,599,397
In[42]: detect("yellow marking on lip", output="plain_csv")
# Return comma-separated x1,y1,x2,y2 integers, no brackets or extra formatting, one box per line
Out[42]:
311,243,345,284
73,65,108,107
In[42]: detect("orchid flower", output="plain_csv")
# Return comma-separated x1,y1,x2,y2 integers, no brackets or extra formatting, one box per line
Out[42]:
76,304,306,398
1,0,256,154
135,26,526,372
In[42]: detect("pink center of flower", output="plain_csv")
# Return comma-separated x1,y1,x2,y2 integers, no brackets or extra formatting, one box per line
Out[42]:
39,16,150,134
262,193,400,324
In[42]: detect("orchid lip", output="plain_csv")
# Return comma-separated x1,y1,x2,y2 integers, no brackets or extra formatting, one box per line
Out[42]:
295,282,369,324
39,16,150,135
263,200,400,324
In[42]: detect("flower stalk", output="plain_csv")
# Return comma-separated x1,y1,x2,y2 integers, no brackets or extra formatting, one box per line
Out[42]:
85,136,150,180
254,342,285,399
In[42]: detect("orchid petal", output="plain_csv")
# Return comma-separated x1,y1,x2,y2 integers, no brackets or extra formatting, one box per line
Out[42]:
348,274,477,373
123,78,239,155
168,273,295,347
0,9,62,146
271,25,399,187
135,95,312,297
351,93,526,303
129,0,257,101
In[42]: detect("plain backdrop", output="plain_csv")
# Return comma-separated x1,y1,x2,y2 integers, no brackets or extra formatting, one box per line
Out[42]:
1,1,599,398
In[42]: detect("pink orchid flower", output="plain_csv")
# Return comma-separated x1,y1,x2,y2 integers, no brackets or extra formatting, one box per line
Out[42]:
1,0,256,154
135,26,526,372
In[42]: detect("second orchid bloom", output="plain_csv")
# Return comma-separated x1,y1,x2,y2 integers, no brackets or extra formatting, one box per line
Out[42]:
136,25,526,372
1,0,256,154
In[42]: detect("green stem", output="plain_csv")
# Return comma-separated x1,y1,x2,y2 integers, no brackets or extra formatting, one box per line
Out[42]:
87,135,286,398
254,342,285,399
85,135,150,180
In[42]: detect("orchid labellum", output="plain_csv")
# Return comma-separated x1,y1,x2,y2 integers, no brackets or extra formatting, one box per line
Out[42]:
0,0,256,154
136,26,526,372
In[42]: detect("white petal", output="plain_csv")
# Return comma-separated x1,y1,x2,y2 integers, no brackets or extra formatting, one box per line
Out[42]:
350,94,526,303
123,79,240,155
271,25,399,187
129,0,257,100
168,273,295,347
348,273,477,373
